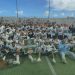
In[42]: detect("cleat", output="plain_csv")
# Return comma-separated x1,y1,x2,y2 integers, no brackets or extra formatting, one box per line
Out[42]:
13,61,20,64
37,57,41,62
52,58,56,63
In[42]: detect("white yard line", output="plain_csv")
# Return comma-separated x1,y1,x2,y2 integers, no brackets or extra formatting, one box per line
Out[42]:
45,56,57,75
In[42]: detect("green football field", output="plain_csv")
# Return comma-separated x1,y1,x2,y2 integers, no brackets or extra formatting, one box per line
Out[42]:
0,55,75,75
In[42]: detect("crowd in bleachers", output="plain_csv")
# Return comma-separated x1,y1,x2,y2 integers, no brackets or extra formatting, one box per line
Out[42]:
0,22,75,64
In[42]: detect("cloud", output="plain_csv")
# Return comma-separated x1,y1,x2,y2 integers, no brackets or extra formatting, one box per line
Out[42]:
44,10,49,16
61,12,65,16
46,0,75,10
0,10,7,14
16,10,24,16
70,13,74,17
53,14,58,17
44,10,58,17
0,11,3,14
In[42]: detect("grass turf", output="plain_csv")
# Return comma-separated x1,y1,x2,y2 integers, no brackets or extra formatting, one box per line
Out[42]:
0,54,75,75
49,55,75,75
0,56,52,75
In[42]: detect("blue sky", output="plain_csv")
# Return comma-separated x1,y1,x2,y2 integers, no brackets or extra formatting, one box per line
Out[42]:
0,0,75,18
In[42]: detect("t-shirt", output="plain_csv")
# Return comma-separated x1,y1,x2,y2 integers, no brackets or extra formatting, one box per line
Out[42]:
58,42,70,53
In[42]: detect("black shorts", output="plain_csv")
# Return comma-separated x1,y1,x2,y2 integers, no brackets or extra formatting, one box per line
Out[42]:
58,35,63,40
47,34,51,38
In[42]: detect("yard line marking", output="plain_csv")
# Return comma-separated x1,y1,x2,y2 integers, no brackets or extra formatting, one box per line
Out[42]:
45,56,57,75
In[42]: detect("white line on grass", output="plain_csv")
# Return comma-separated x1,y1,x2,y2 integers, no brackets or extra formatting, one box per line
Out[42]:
45,56,57,75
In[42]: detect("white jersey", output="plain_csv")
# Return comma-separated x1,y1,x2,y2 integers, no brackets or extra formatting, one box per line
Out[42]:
41,32,47,40
6,39,13,45
35,32,41,39
15,44,22,49
0,26,5,33
46,45,53,52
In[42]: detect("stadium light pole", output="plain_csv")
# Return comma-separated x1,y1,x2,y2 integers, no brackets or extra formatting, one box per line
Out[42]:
48,0,50,19
16,0,19,19
16,0,19,25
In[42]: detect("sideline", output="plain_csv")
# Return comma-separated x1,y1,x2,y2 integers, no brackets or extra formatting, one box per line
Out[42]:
45,56,57,75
